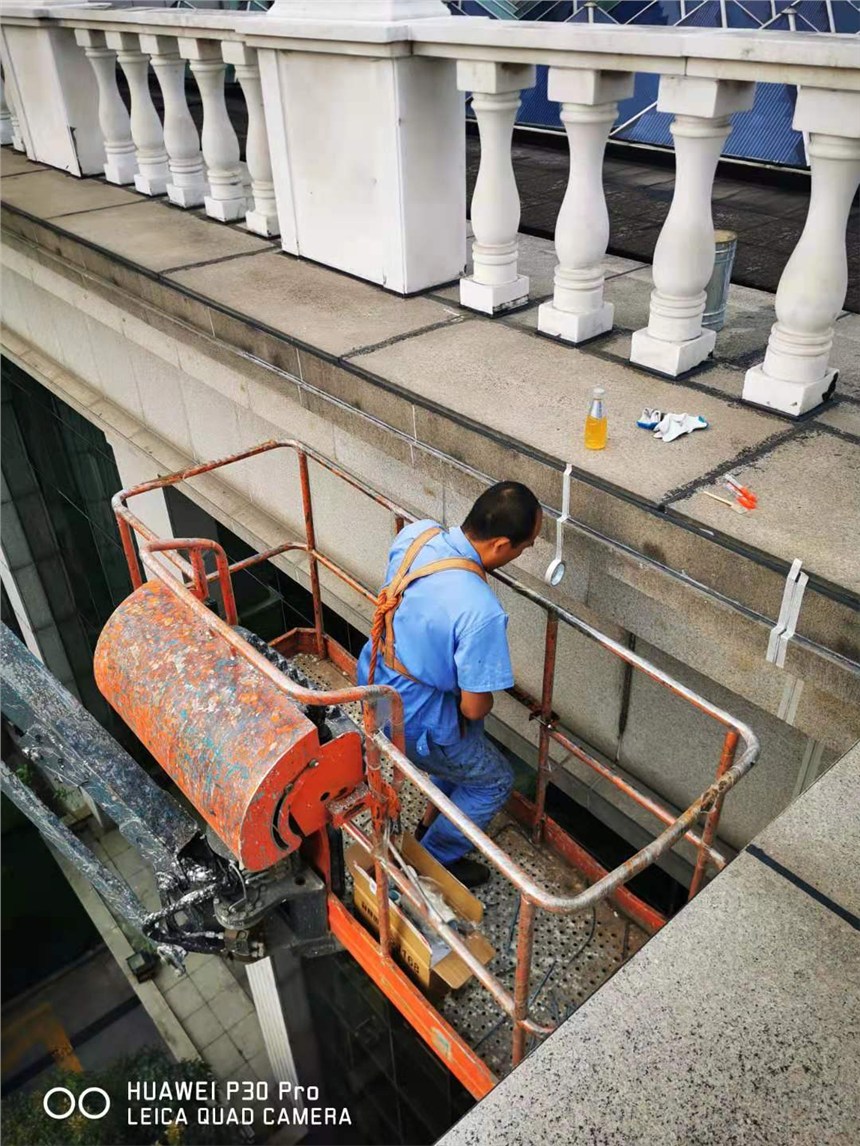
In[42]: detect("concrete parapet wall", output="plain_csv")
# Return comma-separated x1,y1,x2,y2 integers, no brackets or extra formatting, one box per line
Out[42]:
2,222,857,863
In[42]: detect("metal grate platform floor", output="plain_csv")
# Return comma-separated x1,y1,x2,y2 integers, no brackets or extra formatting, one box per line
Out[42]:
290,651,650,1078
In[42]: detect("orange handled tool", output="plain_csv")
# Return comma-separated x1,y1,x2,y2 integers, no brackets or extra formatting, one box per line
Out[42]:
723,474,758,510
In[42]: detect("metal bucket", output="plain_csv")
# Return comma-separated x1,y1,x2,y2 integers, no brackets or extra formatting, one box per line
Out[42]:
703,230,737,332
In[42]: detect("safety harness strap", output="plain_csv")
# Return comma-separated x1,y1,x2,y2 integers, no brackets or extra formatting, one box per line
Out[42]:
367,528,486,687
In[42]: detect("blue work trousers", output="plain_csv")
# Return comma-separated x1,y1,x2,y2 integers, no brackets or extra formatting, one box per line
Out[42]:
406,725,514,865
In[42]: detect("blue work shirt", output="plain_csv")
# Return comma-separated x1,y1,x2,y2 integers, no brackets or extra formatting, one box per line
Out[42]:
357,521,514,748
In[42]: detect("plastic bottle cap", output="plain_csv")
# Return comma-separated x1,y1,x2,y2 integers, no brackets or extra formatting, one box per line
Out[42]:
593,387,606,397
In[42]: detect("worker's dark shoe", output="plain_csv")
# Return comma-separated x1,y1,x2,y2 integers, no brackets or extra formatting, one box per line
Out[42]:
445,857,491,889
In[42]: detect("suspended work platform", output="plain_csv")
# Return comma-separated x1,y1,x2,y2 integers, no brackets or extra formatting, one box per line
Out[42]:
1,440,760,1101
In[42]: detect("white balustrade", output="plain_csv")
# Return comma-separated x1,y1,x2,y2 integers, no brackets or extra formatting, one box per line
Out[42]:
179,38,245,223
222,41,279,237
457,60,536,315
1,70,13,147
744,88,860,416
74,29,137,186
106,32,170,197
538,68,634,345
3,7,858,417
630,77,755,377
140,34,207,209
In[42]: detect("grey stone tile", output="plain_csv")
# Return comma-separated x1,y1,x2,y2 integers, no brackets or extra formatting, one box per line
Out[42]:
815,400,860,437
440,852,860,1146
1,150,48,177
227,1012,264,1060
184,1004,225,1050
58,200,270,272
190,957,241,1003
362,318,784,503
163,977,207,1022
669,428,860,594
299,352,416,436
203,1032,245,1076
754,741,860,914
216,988,255,1032
169,250,460,358
0,169,144,218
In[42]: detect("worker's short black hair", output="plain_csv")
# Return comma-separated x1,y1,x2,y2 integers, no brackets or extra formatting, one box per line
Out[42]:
463,482,541,546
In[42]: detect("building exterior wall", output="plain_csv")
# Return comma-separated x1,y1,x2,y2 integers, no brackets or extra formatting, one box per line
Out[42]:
1,243,852,864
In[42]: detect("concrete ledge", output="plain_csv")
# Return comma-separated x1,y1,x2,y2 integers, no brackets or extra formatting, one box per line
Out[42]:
2,208,858,761
439,741,860,1146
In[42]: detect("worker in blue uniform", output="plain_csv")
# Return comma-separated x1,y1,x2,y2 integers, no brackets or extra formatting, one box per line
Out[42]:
357,482,542,888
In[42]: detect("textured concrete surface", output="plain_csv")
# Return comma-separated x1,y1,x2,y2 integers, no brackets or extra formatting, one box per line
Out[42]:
671,429,860,593
359,318,784,503
0,167,143,217
57,198,271,271
755,739,860,913
439,745,860,1146
169,249,460,358
0,149,47,177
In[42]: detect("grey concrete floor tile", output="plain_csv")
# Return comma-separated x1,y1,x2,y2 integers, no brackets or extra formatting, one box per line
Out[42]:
0,168,143,217
203,1032,245,1076
815,400,860,437
163,976,207,1021
360,318,783,503
189,955,237,1002
1,149,48,177
754,742,860,915
169,250,460,358
228,1012,265,1059
57,199,271,272
184,1003,224,1050
669,428,860,592
440,852,860,1146
217,988,255,1031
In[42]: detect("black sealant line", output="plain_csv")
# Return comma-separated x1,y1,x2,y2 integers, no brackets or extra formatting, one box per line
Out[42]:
4,201,859,617
746,844,860,932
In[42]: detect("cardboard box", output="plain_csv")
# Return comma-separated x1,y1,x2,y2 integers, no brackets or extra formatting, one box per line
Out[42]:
347,833,495,992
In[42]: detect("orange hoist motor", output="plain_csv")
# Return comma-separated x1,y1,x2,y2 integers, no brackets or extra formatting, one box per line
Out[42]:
94,580,363,872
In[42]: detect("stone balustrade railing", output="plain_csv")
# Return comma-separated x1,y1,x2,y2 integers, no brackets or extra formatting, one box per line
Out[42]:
1,0,858,418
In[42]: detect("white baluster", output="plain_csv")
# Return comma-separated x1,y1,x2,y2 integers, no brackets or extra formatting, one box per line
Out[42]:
538,68,633,345
106,32,169,197
74,29,137,185
179,38,245,223
1,70,13,146
222,41,279,237
457,60,536,315
630,77,754,376
140,34,206,209
744,89,860,416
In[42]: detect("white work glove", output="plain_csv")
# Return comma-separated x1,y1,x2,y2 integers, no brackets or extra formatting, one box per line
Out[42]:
654,413,708,443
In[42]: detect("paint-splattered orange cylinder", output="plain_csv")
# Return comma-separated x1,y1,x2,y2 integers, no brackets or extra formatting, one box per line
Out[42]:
95,581,323,871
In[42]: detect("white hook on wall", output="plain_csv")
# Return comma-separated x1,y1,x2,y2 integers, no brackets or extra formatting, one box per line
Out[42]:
545,462,573,586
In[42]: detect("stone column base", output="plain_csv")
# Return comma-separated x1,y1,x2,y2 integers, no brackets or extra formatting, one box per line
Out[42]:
134,171,168,196
630,327,715,376
742,364,836,417
538,300,613,344
204,195,247,223
167,182,207,209
245,209,280,238
104,155,138,186
460,274,530,316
